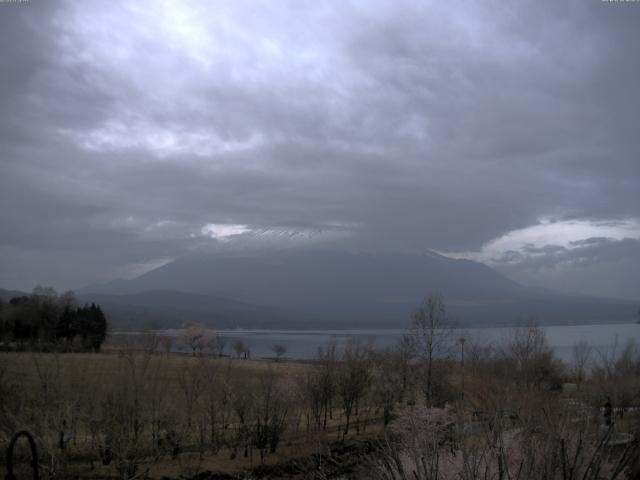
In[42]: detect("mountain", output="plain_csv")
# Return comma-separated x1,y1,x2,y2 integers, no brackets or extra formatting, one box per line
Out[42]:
80,249,639,328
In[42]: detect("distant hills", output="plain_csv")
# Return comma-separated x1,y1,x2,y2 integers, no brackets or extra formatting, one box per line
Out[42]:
0,287,301,330
0,289,26,301
72,249,639,329
76,290,304,330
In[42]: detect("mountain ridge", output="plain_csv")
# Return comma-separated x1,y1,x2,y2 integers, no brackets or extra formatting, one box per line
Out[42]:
77,249,639,328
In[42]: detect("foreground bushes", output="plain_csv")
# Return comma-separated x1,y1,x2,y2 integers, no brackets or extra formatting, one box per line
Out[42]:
369,400,639,480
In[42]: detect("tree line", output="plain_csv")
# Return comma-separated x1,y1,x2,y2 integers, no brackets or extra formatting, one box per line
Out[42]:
0,286,107,351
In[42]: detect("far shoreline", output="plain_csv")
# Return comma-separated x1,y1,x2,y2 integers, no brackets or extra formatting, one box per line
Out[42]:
110,320,640,335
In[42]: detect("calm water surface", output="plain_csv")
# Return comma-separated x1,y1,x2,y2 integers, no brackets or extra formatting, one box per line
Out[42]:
157,323,640,361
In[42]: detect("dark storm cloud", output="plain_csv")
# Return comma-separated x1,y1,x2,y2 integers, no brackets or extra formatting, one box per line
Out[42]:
0,0,639,294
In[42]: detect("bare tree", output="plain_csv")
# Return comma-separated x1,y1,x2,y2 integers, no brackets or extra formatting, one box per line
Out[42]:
505,320,561,388
159,335,174,356
572,339,592,390
297,366,324,431
182,323,207,356
232,339,250,359
337,338,371,436
298,342,339,432
407,292,454,406
97,351,163,480
206,332,226,357
372,348,408,427
369,405,455,480
233,339,246,359
177,357,207,428
202,360,224,453
272,344,287,362
369,389,640,480
614,339,640,376
227,373,256,459
252,368,290,462
139,331,159,355
593,334,620,380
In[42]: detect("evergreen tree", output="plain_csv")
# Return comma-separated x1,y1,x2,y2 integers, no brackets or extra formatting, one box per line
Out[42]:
0,288,108,351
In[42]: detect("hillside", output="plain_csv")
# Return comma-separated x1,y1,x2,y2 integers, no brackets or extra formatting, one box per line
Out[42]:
78,290,308,330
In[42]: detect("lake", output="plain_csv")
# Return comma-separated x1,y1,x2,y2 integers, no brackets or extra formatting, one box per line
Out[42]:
153,323,640,361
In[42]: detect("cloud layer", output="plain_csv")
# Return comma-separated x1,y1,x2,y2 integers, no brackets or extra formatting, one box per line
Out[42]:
1,0,639,297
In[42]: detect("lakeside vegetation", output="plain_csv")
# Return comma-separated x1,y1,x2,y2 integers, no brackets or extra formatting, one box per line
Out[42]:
0,287,107,352
1,293,640,479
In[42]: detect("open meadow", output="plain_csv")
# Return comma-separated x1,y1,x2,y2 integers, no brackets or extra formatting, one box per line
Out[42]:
3,312,640,479
0,345,386,479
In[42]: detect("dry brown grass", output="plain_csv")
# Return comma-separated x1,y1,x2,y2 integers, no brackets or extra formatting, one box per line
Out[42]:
0,350,381,479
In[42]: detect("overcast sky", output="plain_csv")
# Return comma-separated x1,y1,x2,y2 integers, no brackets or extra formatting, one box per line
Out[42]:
1,0,639,300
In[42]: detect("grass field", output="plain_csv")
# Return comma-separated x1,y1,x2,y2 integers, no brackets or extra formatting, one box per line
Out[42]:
0,350,383,479
1,350,308,387
5,325,639,479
